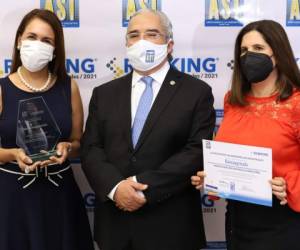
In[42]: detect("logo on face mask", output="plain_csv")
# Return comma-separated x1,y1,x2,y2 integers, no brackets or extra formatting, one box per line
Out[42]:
126,39,168,72
145,50,155,63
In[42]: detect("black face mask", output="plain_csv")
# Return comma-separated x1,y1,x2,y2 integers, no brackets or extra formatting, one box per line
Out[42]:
240,51,274,84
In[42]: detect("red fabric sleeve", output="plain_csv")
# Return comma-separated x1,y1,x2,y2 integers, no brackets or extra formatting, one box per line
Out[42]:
286,92,300,211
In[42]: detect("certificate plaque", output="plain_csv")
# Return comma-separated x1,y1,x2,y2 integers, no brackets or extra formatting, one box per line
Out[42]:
203,140,273,207
16,96,61,162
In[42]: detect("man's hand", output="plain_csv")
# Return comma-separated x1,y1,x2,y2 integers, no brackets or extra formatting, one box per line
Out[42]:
114,179,148,212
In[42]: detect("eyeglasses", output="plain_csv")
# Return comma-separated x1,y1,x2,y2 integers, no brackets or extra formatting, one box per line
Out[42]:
126,31,165,42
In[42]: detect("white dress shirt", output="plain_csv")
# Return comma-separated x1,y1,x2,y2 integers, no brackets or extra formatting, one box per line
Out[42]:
108,62,170,200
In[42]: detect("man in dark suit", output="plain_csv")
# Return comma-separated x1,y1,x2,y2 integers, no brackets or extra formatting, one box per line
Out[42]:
81,8,215,250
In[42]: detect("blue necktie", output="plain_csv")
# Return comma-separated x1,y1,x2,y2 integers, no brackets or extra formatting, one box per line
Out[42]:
132,76,154,148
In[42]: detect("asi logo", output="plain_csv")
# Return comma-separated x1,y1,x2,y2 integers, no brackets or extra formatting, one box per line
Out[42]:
41,0,79,28
287,0,300,26
122,0,162,27
205,0,244,26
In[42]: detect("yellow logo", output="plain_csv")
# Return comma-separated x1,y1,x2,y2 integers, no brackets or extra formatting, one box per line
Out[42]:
287,0,300,26
122,0,162,27
41,0,80,27
205,0,244,26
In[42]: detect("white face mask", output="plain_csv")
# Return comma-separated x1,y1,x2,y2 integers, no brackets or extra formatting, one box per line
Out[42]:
126,39,169,72
19,40,54,72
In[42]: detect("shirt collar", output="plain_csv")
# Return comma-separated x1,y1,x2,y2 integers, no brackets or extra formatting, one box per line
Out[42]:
132,61,170,88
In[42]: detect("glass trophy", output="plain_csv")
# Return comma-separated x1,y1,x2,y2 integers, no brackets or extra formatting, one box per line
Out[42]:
16,96,61,162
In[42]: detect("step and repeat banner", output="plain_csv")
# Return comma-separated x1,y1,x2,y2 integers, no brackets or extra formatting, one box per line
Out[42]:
1,1,300,249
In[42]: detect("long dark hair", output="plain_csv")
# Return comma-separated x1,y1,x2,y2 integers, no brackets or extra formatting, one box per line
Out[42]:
11,9,67,79
229,20,300,106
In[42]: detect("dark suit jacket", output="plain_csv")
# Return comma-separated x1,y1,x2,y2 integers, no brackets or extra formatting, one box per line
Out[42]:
81,67,215,250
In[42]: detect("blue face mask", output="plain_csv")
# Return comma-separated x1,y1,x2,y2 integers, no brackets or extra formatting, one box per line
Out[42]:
240,51,274,84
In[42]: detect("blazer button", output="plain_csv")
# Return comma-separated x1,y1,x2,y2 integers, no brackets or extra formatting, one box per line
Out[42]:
131,156,137,162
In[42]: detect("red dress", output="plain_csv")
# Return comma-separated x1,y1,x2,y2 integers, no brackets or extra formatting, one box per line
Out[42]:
215,91,300,250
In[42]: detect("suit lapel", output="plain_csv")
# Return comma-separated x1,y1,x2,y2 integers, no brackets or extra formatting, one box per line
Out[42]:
117,72,134,150
134,68,182,152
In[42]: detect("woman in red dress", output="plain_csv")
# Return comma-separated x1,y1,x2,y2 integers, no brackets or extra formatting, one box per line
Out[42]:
192,20,300,250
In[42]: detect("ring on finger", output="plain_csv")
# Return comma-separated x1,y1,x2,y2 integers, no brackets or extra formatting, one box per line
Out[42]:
25,166,30,174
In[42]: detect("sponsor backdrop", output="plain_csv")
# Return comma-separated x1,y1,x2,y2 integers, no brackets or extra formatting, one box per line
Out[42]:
0,1,300,249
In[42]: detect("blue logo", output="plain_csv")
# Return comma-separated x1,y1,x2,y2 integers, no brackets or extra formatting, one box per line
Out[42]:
0,59,12,77
202,194,215,207
170,57,218,74
84,193,95,211
122,0,162,27
66,58,95,74
287,0,300,26
205,0,244,27
145,50,155,63
201,194,218,214
230,182,235,192
41,0,80,28
66,58,97,79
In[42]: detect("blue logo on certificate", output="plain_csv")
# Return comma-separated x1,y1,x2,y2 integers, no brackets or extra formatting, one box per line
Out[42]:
122,0,162,27
41,0,80,28
205,0,244,26
287,0,300,26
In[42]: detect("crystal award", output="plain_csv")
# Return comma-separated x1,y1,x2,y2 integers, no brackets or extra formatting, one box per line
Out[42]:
16,96,61,162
